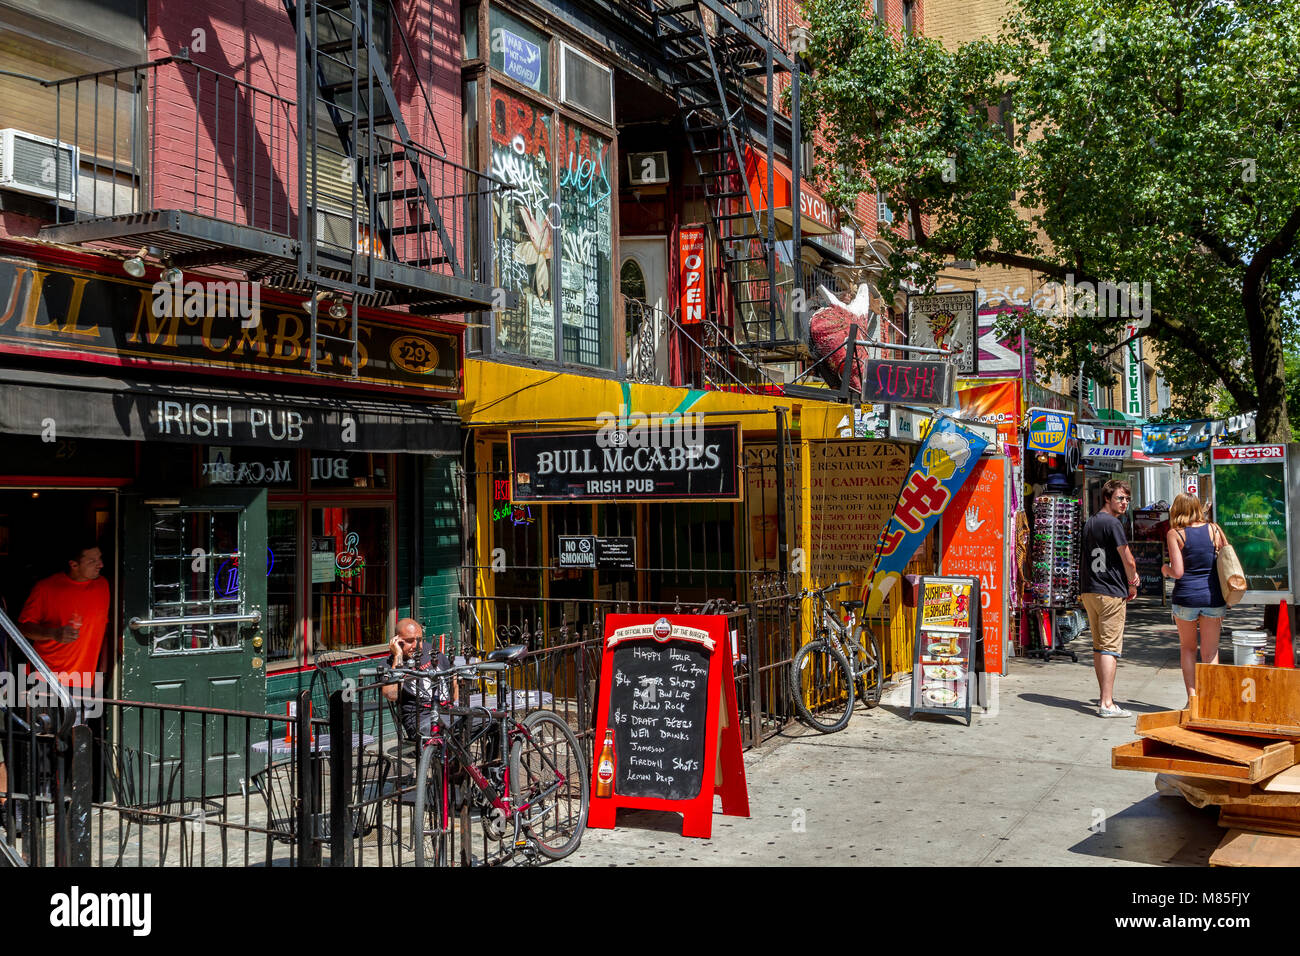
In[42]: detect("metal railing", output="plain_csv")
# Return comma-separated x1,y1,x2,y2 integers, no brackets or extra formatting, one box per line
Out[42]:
621,295,782,392
42,55,508,285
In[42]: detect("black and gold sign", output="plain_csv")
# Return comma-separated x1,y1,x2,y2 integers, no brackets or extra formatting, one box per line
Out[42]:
0,256,462,395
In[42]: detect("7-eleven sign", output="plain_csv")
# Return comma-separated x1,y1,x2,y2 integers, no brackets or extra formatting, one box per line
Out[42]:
1124,325,1144,418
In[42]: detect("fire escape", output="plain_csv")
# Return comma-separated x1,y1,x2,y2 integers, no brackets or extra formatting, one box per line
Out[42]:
40,0,506,379
645,0,803,362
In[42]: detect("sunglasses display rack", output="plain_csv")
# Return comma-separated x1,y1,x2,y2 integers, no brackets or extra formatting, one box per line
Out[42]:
1028,495,1081,609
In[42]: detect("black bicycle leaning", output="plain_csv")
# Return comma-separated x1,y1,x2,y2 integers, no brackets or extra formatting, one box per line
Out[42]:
788,581,883,733
386,645,589,866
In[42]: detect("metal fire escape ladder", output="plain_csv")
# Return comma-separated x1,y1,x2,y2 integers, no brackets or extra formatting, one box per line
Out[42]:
287,0,461,375
650,1,793,355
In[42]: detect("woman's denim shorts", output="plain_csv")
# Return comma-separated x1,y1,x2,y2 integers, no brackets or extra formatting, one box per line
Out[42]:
1171,603,1227,622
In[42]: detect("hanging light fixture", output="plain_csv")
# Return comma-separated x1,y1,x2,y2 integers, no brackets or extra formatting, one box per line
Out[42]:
160,260,184,284
302,290,328,313
328,296,349,319
122,246,149,278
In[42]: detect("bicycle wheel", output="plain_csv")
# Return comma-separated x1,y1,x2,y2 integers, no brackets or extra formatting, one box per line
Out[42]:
508,711,589,860
851,625,884,709
412,743,447,867
789,640,854,732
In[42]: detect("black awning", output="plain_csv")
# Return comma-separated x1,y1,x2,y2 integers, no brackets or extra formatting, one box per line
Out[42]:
0,369,461,454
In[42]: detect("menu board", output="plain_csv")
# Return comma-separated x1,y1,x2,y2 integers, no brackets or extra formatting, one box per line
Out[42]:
607,640,711,801
910,576,980,724
587,614,750,839
1130,541,1167,599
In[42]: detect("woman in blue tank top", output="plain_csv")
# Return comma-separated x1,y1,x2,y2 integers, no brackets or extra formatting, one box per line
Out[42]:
1160,493,1228,702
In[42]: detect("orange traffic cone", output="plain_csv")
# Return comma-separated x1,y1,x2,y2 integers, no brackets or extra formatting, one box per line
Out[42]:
1276,599,1295,669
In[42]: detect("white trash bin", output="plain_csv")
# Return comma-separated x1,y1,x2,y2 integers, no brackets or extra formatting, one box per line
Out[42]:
1231,630,1269,667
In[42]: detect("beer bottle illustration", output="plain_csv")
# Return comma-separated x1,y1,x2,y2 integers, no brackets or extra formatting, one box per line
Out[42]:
595,730,615,798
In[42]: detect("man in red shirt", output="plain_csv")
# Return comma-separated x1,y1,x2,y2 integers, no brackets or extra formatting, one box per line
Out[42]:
18,542,110,689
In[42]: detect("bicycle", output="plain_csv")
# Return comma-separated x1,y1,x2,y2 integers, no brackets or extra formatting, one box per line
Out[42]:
385,645,589,866
788,581,884,733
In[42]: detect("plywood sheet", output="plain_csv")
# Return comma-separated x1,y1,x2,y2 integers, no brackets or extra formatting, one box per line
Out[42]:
1189,664,1300,737
1140,725,1296,771
1113,739,1260,782
1218,804,1300,837
1155,773,1300,808
1135,709,1186,733
1211,829,1300,867
1260,765,1300,795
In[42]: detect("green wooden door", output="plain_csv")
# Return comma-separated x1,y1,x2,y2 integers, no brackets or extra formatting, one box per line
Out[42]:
119,489,269,798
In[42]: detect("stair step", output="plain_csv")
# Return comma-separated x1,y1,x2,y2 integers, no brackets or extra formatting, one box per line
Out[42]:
387,222,436,236
408,255,449,267
378,187,426,202
717,210,761,221
359,150,405,165
317,38,358,55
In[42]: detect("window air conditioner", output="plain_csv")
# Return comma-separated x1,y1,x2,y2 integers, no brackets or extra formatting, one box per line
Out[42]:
0,129,79,203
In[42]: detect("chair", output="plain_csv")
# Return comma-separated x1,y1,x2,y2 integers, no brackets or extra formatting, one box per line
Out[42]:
107,746,182,866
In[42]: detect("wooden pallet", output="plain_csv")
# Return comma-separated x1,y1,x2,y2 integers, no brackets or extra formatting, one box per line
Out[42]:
1188,664,1300,737
1211,829,1300,867
1113,736,1296,783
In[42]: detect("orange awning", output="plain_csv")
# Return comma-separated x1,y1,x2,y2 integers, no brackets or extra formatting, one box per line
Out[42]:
743,146,836,236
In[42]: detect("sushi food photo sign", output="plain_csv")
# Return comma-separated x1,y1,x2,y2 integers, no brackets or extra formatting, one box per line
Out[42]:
1211,445,1291,601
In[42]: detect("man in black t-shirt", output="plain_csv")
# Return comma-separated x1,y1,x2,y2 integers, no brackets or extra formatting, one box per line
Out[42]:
382,618,456,740
1079,479,1139,718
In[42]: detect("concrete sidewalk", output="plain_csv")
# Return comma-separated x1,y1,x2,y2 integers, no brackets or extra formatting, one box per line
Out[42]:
563,598,1272,867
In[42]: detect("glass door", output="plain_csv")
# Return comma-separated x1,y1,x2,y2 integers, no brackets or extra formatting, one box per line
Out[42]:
119,489,268,797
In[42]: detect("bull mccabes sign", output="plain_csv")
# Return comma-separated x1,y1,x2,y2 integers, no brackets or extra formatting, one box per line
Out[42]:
510,425,741,502
0,255,462,395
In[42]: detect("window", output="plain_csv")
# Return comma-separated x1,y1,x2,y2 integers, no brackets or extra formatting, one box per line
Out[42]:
558,119,613,368
559,43,613,126
266,507,300,663
877,190,894,225
463,4,479,60
310,505,392,653
489,8,549,94
875,0,886,19
903,0,915,33
490,88,554,360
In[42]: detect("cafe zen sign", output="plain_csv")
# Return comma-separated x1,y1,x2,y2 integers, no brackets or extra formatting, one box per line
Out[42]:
0,255,462,395
861,358,953,408
510,426,741,502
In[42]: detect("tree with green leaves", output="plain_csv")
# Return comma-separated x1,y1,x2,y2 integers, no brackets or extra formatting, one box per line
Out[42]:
800,0,1300,440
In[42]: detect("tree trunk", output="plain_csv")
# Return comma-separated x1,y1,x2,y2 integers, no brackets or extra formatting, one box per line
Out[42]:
1247,288,1293,443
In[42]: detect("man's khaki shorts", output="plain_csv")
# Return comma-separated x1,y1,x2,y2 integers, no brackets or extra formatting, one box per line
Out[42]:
1081,593,1127,657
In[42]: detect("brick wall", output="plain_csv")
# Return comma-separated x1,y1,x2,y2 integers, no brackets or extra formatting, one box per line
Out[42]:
145,0,462,230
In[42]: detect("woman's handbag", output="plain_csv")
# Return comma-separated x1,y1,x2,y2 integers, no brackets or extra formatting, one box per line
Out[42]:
1212,523,1248,606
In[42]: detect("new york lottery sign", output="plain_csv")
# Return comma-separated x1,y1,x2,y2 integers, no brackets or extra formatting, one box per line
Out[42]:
1026,408,1072,454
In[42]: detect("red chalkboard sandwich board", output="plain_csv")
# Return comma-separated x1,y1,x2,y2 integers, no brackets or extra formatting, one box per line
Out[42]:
586,614,749,838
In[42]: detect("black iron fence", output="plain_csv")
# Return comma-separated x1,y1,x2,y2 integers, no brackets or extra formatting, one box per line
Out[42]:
2,590,799,867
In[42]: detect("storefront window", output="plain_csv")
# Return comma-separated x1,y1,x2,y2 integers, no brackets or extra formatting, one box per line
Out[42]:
310,505,392,653
200,446,299,488
308,452,390,489
266,508,299,663
491,88,555,360
489,8,549,94
558,120,613,368
463,4,479,60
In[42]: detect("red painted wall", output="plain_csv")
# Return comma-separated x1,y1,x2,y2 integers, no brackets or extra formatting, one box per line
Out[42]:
144,0,463,235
